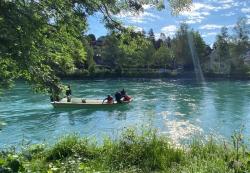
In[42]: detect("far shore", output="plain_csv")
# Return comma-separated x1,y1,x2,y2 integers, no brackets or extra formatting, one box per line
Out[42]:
57,71,250,81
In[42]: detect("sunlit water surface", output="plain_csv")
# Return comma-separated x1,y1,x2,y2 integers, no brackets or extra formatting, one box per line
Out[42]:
1,79,250,147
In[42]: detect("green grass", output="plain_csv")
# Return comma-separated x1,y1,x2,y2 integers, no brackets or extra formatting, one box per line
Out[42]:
1,128,250,173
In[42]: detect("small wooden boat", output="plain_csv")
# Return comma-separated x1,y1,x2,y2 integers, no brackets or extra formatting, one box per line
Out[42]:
51,97,133,108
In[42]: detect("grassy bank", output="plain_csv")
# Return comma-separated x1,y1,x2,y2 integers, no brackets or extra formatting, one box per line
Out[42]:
0,129,249,173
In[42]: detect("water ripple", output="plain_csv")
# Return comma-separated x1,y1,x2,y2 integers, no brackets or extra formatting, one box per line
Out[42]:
1,79,250,146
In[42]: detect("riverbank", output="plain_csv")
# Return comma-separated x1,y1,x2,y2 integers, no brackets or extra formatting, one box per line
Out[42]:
58,69,179,79
58,69,250,81
0,129,248,173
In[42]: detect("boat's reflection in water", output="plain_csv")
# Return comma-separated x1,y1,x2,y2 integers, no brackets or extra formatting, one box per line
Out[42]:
52,104,131,126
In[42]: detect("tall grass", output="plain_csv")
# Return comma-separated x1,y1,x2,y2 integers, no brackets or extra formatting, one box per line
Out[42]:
103,129,184,172
1,128,250,172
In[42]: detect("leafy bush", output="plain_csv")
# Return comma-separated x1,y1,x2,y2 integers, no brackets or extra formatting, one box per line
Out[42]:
46,134,98,161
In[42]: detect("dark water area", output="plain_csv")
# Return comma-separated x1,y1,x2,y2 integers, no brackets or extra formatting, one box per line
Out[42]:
1,79,250,147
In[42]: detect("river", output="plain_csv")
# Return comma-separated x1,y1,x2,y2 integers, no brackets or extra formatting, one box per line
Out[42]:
1,79,250,147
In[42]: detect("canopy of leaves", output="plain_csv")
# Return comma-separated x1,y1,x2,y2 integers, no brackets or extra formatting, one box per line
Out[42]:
0,0,192,95
153,45,174,68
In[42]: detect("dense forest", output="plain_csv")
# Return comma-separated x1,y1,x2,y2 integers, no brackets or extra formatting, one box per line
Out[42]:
80,17,250,78
0,0,249,97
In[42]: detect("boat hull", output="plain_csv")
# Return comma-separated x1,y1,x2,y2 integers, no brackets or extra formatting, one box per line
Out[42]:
51,98,132,109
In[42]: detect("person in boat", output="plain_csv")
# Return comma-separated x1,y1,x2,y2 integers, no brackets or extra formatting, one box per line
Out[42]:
66,85,72,102
121,88,126,97
123,94,131,102
102,95,114,104
50,94,60,102
115,91,122,103
120,88,131,102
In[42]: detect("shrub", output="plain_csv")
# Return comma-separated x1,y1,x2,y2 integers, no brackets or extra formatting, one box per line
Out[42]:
46,134,98,161
103,129,184,172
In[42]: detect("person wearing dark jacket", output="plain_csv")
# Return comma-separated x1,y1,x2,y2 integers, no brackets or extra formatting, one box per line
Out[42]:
115,92,122,103
66,85,72,102
121,88,126,97
120,88,131,101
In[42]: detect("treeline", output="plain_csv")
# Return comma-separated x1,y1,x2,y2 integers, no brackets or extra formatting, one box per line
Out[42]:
0,1,249,94
78,17,250,77
77,24,210,75
208,17,250,76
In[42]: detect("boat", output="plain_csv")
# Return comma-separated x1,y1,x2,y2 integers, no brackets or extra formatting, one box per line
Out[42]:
51,97,133,108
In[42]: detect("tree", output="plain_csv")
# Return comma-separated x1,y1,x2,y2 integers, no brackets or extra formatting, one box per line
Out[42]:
230,17,250,74
141,29,146,36
153,45,174,68
148,28,156,47
166,36,172,48
215,27,231,73
234,17,249,43
143,42,156,69
172,23,192,69
118,29,150,67
87,34,96,45
82,38,95,70
193,31,207,65
0,1,88,95
155,39,163,49
0,0,192,95
101,34,122,68
160,33,167,42
232,17,250,57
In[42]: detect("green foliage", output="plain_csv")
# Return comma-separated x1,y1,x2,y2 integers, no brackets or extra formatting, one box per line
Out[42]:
153,45,174,68
172,23,198,69
193,31,207,64
0,0,88,95
46,134,99,161
0,59,18,88
234,17,249,44
216,27,230,60
103,128,184,172
212,27,231,74
100,30,152,68
143,41,156,67
101,33,123,67
2,128,250,172
148,28,156,47
81,37,95,72
0,0,192,93
230,17,250,74
169,0,193,15
88,63,96,75
209,18,250,76
4,1,250,84
119,30,151,67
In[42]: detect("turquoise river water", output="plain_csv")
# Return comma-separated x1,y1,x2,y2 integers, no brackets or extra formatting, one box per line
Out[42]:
1,79,250,147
